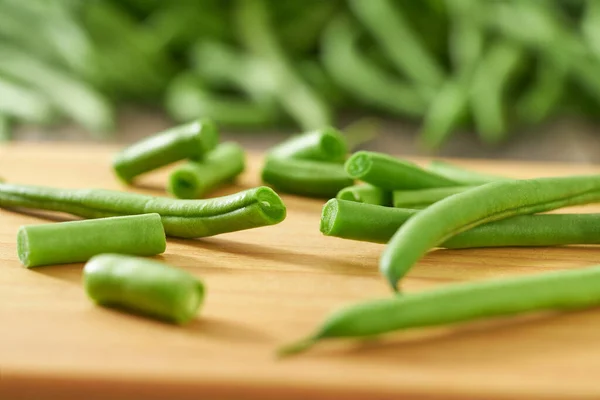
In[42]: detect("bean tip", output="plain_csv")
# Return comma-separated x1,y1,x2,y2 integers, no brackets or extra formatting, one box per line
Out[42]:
276,338,316,358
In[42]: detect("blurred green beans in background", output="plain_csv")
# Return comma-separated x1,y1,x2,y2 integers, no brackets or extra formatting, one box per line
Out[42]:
2,0,600,150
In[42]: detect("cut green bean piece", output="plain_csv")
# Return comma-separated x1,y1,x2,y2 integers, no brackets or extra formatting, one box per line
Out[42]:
337,184,391,206
280,265,600,356
427,160,505,185
18,213,166,268
168,142,245,199
345,151,460,190
113,119,219,184
382,174,600,291
268,127,347,163
322,199,600,248
0,183,286,238
84,254,204,324
262,157,353,198
393,186,473,209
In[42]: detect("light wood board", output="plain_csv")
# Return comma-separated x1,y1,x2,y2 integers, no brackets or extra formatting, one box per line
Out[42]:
2,143,600,400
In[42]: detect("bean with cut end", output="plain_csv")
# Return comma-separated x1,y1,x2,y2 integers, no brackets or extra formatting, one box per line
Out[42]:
268,127,347,163
168,142,245,199
83,254,204,324
336,184,391,206
393,186,473,209
113,118,219,184
0,183,286,238
18,213,166,268
280,265,600,356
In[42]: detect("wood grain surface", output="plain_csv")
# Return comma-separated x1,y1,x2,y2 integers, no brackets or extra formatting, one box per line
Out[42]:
2,143,600,400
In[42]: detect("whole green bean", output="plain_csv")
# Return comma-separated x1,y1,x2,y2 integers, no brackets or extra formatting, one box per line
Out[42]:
0,183,286,238
393,186,473,209
336,184,391,206
113,119,219,184
267,127,347,163
18,213,166,268
427,160,505,185
84,254,204,324
0,78,56,124
0,114,11,142
381,174,600,291
345,151,460,191
280,265,600,356
168,142,245,199
262,157,353,198
322,199,600,248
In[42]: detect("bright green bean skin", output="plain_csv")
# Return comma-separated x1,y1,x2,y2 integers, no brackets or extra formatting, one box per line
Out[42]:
345,151,460,190
381,175,600,291
336,184,391,206
322,199,600,248
18,213,166,268
280,265,600,356
0,183,286,238
83,254,204,325
262,157,353,198
393,186,473,209
268,127,347,164
168,142,246,199
427,160,505,185
113,119,219,184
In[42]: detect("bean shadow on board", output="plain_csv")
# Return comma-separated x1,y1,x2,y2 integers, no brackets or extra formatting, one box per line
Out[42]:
309,309,600,362
170,238,377,275
31,263,83,285
3,207,77,223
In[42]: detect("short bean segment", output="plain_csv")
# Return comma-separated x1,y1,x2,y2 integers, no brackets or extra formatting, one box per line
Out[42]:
18,213,166,268
322,199,600,248
393,186,473,209
168,142,245,199
381,174,600,291
113,118,219,184
268,127,347,164
345,151,461,191
280,265,600,356
336,184,391,206
262,157,352,199
427,160,506,185
0,183,286,238
83,254,204,325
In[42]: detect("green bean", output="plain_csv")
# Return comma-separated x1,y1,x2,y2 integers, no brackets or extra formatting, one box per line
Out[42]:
345,151,460,191
427,160,505,185
18,213,166,268
168,142,245,199
113,119,219,184
0,114,11,142
0,44,114,135
393,186,473,209
583,0,600,58
280,265,600,356
336,184,391,206
322,199,600,248
0,77,56,124
262,157,353,198
165,73,280,128
267,127,347,164
381,174,600,291
321,16,426,118
83,254,204,324
0,183,286,238
516,61,567,125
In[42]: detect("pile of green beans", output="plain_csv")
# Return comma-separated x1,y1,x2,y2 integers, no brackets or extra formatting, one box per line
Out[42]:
4,0,600,148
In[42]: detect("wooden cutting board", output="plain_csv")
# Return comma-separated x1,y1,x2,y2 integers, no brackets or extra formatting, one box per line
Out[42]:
3,143,600,400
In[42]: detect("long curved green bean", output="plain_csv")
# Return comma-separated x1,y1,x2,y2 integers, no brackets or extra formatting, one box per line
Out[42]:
427,160,505,185
381,174,600,291
393,186,473,209
84,254,204,324
336,184,391,206
322,199,600,248
262,157,353,198
18,213,166,268
280,265,600,356
168,142,245,199
345,151,460,190
268,127,347,163
0,183,286,238
113,119,219,184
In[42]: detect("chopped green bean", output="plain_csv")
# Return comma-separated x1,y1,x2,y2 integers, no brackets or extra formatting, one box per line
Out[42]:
18,213,166,268
337,184,391,206
268,127,347,163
